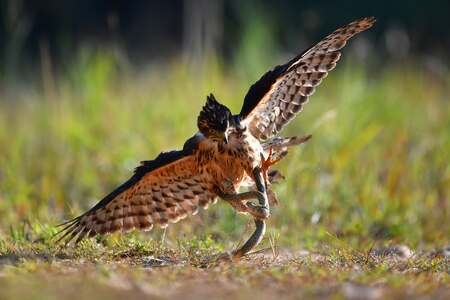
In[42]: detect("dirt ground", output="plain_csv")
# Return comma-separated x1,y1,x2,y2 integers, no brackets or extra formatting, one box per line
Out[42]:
0,246,448,300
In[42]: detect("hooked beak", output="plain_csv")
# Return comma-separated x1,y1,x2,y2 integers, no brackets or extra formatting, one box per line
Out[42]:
223,131,229,144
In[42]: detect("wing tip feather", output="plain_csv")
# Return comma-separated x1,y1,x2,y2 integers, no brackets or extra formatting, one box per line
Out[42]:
240,16,376,140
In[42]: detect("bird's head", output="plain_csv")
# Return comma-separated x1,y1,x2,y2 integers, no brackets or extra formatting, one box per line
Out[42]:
197,94,233,144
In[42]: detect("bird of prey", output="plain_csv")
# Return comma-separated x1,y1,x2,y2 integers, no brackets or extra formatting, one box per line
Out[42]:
57,17,375,258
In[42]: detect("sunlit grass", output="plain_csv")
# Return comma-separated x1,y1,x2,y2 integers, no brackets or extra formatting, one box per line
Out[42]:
0,49,449,254
0,50,449,298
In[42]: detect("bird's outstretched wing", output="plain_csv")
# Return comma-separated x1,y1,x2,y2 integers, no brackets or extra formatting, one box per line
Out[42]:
240,17,375,140
56,149,217,244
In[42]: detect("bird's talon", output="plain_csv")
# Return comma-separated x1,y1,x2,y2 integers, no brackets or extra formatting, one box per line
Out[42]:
247,203,270,219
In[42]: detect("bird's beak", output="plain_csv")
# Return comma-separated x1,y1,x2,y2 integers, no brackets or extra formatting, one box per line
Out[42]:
223,131,229,144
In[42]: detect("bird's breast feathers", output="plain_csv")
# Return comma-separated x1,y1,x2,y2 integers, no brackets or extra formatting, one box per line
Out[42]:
196,130,263,193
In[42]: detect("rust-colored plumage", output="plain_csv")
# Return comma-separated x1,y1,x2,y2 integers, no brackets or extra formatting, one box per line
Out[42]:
58,155,217,244
57,17,375,256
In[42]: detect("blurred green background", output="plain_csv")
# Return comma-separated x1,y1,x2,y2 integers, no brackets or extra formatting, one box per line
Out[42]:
0,0,448,251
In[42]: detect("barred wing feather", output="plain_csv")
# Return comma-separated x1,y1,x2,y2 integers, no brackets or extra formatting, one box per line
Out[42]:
240,17,375,140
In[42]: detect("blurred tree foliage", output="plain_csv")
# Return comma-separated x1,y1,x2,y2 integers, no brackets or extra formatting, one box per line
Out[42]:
0,0,449,81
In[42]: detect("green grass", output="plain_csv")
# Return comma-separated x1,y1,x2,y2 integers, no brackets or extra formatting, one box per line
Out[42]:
0,48,449,298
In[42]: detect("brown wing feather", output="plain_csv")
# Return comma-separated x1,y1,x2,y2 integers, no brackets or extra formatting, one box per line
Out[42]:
242,17,375,140
56,155,217,244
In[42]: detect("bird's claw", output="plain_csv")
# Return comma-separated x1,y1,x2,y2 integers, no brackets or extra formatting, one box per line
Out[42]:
260,147,284,186
246,202,270,220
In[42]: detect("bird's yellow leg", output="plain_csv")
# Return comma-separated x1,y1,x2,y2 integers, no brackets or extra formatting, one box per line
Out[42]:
260,148,286,185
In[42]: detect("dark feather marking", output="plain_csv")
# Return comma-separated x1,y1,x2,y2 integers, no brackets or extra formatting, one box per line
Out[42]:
155,207,165,213
55,133,201,243
239,17,375,119
54,221,79,243
239,52,305,118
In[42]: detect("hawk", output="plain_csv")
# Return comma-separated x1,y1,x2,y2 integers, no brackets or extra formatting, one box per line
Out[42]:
57,17,375,258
